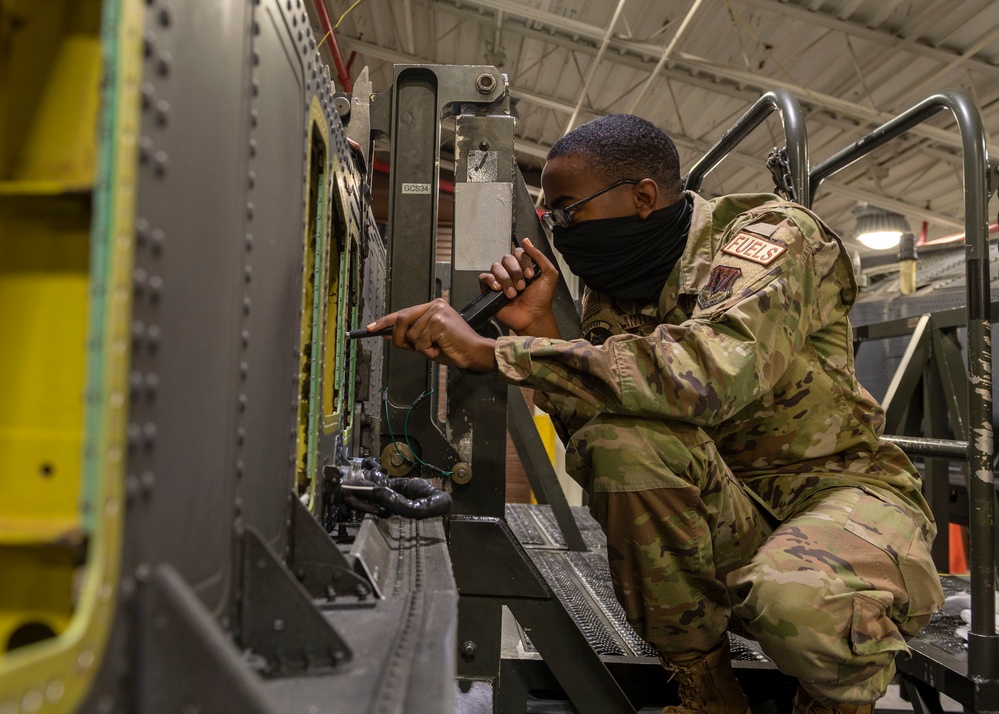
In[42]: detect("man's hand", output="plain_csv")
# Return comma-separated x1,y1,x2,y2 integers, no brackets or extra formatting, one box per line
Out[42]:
478,238,561,338
364,299,498,372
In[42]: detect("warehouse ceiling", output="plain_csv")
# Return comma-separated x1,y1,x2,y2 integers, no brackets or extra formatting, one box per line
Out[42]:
315,0,999,257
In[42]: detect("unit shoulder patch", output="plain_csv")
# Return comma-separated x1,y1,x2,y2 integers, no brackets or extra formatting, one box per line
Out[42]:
582,319,613,346
721,231,788,266
697,265,742,310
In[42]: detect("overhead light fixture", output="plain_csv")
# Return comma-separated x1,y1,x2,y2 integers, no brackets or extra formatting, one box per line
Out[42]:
851,204,911,251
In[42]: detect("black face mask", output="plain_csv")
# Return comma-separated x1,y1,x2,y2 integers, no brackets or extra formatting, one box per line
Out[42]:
552,196,692,302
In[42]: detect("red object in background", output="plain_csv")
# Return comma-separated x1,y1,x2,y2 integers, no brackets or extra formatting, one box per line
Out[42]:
950,522,968,575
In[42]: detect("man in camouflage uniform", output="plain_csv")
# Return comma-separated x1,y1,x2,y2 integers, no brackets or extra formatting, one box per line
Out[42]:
367,114,944,713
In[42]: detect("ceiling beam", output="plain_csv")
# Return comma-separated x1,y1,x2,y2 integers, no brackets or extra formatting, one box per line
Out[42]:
627,0,706,114
735,0,999,80
562,0,629,134
509,98,963,230
336,34,965,230
441,0,997,155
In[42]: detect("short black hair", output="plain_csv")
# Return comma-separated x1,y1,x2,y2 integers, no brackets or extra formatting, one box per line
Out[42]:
548,114,683,199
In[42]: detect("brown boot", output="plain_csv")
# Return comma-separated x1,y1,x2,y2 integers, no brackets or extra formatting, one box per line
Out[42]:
792,684,875,713
659,638,751,713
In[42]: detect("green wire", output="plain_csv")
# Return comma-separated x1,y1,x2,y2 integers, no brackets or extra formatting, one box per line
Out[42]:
381,387,453,475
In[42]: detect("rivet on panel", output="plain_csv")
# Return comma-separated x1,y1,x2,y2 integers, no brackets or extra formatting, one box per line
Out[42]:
76,649,95,673
146,324,161,351
141,471,156,494
141,80,155,109
135,217,150,245
248,139,257,157
142,31,156,60
244,265,252,283
241,329,250,348
252,78,260,96
239,394,248,412
155,99,170,126
252,48,260,66
125,474,140,500
250,109,259,127
153,150,168,176
237,427,246,445
243,296,252,314
245,233,254,251
236,460,245,478
143,422,158,447
157,50,172,76
138,135,153,163
127,423,142,449
120,576,136,601
22,689,43,713
44,681,65,703
246,201,254,220
158,5,171,27
145,372,159,398
248,170,256,189
148,274,163,302
151,227,165,255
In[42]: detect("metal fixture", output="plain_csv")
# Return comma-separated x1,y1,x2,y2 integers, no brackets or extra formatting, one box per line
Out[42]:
851,204,911,250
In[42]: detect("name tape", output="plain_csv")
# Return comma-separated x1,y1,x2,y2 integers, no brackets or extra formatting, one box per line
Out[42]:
721,232,787,266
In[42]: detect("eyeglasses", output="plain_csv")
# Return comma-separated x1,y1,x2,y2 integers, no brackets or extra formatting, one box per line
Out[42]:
540,179,639,231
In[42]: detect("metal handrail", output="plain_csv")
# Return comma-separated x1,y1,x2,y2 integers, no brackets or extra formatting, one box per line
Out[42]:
684,89,809,206
811,90,995,678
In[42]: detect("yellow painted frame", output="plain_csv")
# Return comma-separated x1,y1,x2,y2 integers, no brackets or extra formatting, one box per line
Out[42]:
297,98,331,501
0,0,140,709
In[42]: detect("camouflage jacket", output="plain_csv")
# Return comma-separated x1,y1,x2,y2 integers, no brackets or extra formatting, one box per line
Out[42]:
495,192,932,525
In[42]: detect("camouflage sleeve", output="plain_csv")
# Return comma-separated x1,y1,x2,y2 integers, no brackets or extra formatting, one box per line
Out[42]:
531,390,598,443
495,211,832,425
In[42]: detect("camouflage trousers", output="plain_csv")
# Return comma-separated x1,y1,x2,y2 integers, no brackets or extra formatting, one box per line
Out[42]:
567,415,943,704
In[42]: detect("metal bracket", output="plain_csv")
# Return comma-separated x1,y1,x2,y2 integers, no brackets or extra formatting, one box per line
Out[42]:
288,494,375,601
899,673,948,714
450,516,636,713
506,386,587,551
240,526,352,676
140,565,280,713
882,313,932,432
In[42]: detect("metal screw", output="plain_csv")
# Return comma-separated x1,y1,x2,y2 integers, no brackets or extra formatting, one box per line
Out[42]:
452,461,473,484
461,640,477,659
334,95,351,119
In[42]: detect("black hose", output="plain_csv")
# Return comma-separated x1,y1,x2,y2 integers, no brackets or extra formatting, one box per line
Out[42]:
346,475,451,519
